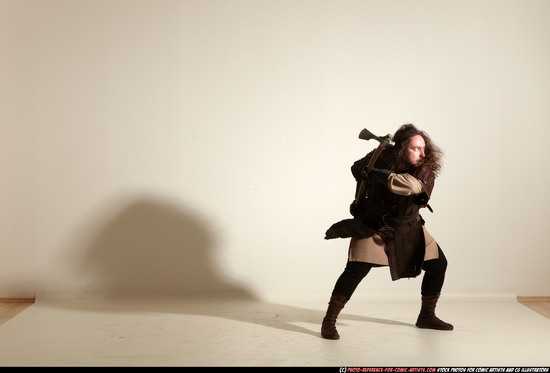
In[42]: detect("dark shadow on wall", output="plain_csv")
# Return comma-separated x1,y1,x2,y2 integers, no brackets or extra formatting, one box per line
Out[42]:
39,194,414,338
72,195,254,298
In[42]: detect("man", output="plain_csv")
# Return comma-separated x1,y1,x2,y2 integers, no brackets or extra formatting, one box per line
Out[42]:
322,124,453,340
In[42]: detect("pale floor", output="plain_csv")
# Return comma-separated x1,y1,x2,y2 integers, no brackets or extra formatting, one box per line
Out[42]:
1,292,550,367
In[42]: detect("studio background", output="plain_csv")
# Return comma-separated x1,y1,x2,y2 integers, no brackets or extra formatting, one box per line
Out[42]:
2,0,549,301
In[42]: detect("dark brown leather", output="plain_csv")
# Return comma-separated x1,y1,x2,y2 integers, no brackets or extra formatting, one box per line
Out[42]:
324,218,377,240
415,293,454,330
321,293,348,339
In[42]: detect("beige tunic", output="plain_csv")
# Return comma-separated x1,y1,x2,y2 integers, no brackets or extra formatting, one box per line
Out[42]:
348,173,439,265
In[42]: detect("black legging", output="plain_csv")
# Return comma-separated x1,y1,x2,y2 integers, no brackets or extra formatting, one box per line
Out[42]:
332,245,448,299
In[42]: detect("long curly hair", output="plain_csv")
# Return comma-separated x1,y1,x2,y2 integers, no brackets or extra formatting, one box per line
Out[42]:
379,124,443,176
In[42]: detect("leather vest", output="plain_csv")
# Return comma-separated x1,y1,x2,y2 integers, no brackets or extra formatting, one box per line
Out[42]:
360,178,422,228
351,153,435,231
350,153,437,280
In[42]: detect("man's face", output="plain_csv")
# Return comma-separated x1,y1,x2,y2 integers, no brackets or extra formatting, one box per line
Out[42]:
405,134,426,166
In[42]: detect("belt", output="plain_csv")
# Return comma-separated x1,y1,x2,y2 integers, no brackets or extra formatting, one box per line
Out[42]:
384,212,420,224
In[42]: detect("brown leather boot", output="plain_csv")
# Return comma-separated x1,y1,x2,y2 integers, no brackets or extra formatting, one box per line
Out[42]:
415,293,454,330
321,293,348,339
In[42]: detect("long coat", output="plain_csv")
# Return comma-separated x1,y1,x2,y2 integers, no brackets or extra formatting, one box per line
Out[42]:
348,169,439,280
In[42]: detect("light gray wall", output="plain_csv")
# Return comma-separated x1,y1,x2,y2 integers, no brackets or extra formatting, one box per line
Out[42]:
2,0,550,299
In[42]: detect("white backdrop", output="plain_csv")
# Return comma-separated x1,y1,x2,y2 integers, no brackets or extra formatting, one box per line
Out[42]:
2,0,550,300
